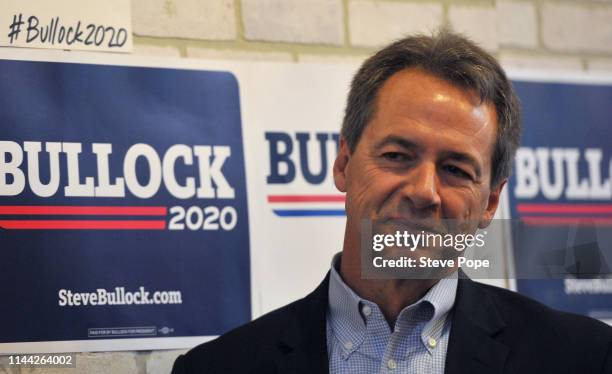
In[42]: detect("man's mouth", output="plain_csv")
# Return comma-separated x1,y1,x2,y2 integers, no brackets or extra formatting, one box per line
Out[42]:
379,217,447,235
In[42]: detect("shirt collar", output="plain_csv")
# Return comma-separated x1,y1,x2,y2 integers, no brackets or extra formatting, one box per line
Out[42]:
327,252,458,355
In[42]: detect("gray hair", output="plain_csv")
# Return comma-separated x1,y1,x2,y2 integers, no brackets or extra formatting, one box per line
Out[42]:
341,29,522,187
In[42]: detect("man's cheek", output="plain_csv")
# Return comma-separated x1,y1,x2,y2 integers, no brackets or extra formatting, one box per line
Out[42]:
441,188,474,210
345,191,378,222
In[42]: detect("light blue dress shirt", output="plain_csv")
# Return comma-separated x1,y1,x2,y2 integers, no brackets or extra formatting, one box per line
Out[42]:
326,254,458,373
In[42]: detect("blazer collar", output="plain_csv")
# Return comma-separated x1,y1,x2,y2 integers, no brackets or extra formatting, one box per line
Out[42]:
275,273,331,374
444,271,509,374
272,271,510,374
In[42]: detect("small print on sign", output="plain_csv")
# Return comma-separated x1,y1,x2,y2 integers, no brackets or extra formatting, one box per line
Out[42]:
1,0,132,53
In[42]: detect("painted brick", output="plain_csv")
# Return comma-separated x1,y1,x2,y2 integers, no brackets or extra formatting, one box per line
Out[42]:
132,0,236,40
242,0,343,45
146,350,187,374
500,53,583,71
587,58,612,72
497,1,538,48
541,3,612,53
133,44,182,57
24,352,139,374
449,5,498,51
349,0,442,47
298,53,367,65
187,47,293,61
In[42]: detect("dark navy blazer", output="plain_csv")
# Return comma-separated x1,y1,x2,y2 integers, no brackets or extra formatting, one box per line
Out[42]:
172,273,612,373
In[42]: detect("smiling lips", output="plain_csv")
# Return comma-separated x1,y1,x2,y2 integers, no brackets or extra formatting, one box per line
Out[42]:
380,217,447,235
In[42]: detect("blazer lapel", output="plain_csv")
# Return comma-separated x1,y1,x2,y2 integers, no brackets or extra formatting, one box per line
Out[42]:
270,271,509,374
445,274,509,374
275,273,330,374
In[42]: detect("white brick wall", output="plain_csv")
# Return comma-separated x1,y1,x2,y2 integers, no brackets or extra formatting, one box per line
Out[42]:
497,1,538,48
541,3,612,53
146,350,186,374
348,0,443,47
127,0,612,75
241,0,344,44
132,0,236,40
500,53,583,71
298,53,367,65
133,44,182,57
187,47,293,62
587,58,612,72
449,5,498,51
22,352,140,374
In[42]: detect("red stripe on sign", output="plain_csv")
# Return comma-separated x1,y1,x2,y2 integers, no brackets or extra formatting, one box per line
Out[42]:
521,216,612,226
267,195,345,203
0,206,167,216
0,220,166,230
517,204,612,214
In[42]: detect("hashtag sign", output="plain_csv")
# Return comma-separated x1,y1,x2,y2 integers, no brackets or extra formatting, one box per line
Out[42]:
7,13,23,43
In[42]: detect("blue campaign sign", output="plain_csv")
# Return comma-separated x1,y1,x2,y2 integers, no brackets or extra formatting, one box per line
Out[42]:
0,59,251,344
508,79,612,319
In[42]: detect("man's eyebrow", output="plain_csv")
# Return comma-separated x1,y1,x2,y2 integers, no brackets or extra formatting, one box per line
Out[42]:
374,136,483,177
373,135,419,151
440,150,482,177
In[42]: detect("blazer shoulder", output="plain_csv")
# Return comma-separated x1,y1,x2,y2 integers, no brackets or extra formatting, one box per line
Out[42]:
172,272,331,374
453,279,612,373
173,298,304,373
475,281,612,343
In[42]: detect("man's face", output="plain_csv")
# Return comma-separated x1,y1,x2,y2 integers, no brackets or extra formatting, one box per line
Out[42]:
334,68,504,256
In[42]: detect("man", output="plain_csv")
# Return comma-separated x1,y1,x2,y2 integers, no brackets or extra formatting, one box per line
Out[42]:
172,30,612,373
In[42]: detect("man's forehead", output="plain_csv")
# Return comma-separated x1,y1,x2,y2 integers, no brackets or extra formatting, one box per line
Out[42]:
361,68,498,172
376,68,488,111
371,69,497,131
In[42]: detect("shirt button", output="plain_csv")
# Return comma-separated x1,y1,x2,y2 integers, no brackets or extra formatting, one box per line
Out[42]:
428,337,437,348
344,341,353,350
362,305,372,317
387,359,397,370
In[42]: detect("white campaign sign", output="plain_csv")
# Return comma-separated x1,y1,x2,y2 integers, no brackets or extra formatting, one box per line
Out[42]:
0,0,132,52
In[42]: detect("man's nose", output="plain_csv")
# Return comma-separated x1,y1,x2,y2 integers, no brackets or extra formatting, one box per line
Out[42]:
401,162,441,211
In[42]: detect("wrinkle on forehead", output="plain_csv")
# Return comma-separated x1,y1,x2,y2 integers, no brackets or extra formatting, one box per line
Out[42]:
467,102,497,139
423,80,497,144
379,71,491,121
390,93,495,142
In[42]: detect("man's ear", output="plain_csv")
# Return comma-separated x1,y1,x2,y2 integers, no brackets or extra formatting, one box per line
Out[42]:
333,138,350,192
479,179,506,229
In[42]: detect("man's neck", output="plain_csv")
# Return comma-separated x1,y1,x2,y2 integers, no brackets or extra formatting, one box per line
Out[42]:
339,251,447,328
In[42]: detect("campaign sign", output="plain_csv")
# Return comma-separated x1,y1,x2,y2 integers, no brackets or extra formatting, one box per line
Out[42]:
508,79,612,319
0,59,251,344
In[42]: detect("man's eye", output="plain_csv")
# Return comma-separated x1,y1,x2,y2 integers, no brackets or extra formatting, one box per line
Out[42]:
444,165,471,179
382,152,407,161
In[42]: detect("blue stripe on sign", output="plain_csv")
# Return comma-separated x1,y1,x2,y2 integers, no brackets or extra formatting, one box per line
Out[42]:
273,209,346,217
